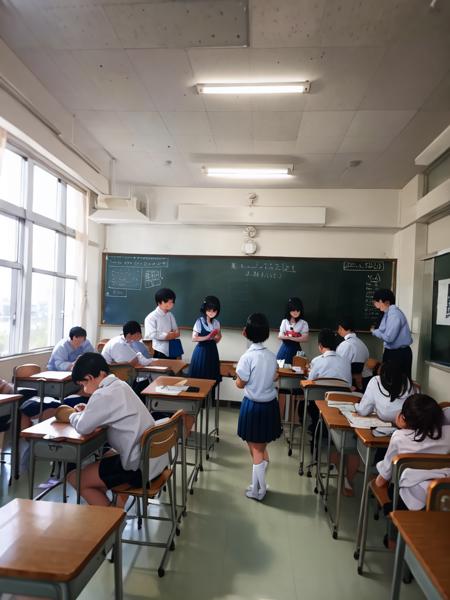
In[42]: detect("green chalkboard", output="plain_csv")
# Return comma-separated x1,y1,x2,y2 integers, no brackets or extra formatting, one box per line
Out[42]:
101,254,396,331
431,252,450,366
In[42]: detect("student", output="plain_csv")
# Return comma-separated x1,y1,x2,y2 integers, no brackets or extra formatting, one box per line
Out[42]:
236,313,281,501
355,361,414,423
371,289,413,378
67,353,169,506
188,295,222,382
336,317,371,390
309,328,352,386
48,326,95,371
144,288,182,359
276,297,309,364
102,321,153,367
375,395,450,513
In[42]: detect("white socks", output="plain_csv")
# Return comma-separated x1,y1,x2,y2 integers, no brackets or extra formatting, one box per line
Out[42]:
246,462,267,501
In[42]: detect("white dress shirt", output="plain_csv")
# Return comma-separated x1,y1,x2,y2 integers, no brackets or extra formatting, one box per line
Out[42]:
70,374,168,476
102,335,153,366
236,343,277,403
336,333,371,378
309,350,352,386
278,318,309,337
399,467,450,510
355,376,414,423
144,306,178,356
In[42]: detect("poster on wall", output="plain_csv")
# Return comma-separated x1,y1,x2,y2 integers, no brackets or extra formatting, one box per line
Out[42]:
436,278,450,326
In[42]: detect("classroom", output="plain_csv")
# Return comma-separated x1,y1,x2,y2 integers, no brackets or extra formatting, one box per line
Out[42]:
0,1,450,599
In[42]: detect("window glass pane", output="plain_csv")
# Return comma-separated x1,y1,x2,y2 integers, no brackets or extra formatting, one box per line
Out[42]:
32,225,57,271
30,273,56,349
64,278,76,335
32,165,59,221
0,267,12,356
0,214,18,262
65,236,81,276
0,148,23,206
66,185,85,231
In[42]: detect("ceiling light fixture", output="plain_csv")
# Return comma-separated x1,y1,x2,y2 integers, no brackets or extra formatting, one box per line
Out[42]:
203,165,294,180
196,82,310,95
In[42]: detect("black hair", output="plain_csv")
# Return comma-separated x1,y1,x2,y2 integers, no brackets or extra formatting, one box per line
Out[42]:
244,313,269,344
400,394,443,442
284,297,304,322
379,362,411,403
123,320,142,336
318,328,339,351
155,288,176,304
72,352,110,382
373,288,396,304
337,316,354,332
200,295,221,317
69,326,87,339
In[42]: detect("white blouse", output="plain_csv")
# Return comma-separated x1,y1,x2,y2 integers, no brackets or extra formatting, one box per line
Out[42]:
279,318,309,337
355,376,414,423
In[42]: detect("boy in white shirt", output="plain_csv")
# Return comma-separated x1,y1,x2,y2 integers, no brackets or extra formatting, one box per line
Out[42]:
336,317,371,390
67,353,169,506
102,321,153,367
144,288,181,359
309,329,352,386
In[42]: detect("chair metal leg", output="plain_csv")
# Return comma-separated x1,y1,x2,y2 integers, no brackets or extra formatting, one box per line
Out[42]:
357,482,372,575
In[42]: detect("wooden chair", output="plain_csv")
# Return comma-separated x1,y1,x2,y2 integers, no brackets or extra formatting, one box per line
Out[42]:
357,453,450,575
96,338,109,352
426,477,450,511
365,358,381,376
292,355,310,371
112,410,184,578
109,363,136,385
12,364,41,393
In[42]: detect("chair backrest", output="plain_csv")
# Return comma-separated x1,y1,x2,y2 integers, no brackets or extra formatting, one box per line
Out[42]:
304,379,351,402
109,363,136,384
325,391,363,403
96,341,106,352
292,356,309,369
365,358,381,375
13,364,41,381
426,477,450,511
141,409,184,459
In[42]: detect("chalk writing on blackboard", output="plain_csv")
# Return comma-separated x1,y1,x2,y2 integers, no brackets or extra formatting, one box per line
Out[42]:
364,273,381,319
108,267,142,290
343,261,384,272
107,255,169,269
106,288,127,298
231,261,296,274
144,269,163,289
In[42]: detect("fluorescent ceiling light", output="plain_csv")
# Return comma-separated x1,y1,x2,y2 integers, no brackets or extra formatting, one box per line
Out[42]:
196,82,310,95
204,166,294,180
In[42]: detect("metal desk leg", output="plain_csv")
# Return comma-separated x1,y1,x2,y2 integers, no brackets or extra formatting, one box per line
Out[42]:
10,400,20,484
199,405,204,472
214,384,220,441
332,430,347,539
37,380,45,421
314,417,324,496
76,448,82,504
354,445,373,560
205,391,210,460
113,527,123,600
28,440,36,499
324,426,332,507
390,532,405,600
298,396,309,475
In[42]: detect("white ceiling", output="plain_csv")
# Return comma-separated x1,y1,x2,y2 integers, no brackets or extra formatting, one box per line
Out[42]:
0,0,449,189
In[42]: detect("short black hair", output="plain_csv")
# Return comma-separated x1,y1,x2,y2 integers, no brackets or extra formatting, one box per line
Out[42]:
72,352,109,382
337,317,354,332
69,326,87,339
200,295,221,317
284,297,304,321
123,320,142,336
155,288,176,304
400,394,443,442
245,313,269,343
373,288,395,304
318,328,339,351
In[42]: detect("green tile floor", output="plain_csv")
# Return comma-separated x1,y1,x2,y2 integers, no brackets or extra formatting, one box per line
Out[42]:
0,408,425,600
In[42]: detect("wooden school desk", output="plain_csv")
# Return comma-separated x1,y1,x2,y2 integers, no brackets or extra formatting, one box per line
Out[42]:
0,393,22,484
353,427,391,563
137,358,187,376
0,498,125,600
277,367,306,456
314,399,353,539
142,376,215,504
21,417,107,503
390,511,450,600
14,370,79,419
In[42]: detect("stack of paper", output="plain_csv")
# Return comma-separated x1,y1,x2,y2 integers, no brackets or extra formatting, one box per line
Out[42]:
345,414,391,429
327,400,355,412
155,385,189,396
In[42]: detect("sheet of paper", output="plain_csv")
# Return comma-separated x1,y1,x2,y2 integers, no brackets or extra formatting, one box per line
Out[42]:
155,385,189,395
345,414,391,429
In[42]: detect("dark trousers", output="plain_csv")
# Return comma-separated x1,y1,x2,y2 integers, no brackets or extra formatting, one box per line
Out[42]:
383,346,412,378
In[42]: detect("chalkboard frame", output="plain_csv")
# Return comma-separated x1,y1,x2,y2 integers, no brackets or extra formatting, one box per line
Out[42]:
101,252,396,332
430,251,450,367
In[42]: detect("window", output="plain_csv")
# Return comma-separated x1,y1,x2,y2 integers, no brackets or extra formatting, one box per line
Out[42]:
0,142,87,355
0,148,24,206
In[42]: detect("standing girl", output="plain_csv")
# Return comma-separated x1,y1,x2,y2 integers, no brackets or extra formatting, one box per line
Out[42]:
188,295,222,383
276,297,309,364
236,313,281,501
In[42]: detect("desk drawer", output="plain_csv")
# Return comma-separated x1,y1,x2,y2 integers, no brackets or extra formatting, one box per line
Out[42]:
149,398,199,415
33,440,78,461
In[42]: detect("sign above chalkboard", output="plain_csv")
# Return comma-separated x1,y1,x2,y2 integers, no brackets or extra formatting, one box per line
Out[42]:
101,254,396,331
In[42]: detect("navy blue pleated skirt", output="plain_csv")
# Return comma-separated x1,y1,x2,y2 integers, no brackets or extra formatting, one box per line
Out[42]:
276,340,301,364
188,341,222,383
237,397,282,443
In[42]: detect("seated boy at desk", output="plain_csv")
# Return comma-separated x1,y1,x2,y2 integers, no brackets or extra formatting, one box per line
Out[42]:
67,353,169,507
102,321,154,367
48,326,95,371
144,288,182,359
336,317,371,390
309,328,352,386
